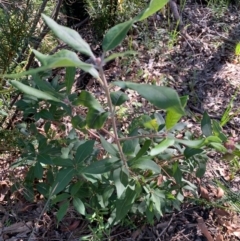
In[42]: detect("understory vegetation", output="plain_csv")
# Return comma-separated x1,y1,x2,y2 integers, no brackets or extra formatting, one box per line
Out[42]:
0,0,240,240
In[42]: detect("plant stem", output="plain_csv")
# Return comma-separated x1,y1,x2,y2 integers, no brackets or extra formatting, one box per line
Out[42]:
98,67,128,168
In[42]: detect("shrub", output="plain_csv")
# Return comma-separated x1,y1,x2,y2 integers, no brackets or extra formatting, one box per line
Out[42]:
4,0,237,231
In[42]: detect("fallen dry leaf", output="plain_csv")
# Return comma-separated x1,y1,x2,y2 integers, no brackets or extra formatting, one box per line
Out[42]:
233,231,240,237
157,174,163,186
215,234,224,241
61,220,80,232
216,187,224,199
199,186,210,201
213,208,230,217
0,181,9,201
197,217,214,241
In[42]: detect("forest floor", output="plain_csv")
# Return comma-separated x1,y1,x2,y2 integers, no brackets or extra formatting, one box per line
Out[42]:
1,0,240,240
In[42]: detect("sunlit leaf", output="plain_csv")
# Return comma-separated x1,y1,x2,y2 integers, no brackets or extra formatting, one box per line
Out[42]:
102,19,134,51
114,82,185,115
135,0,169,21
201,111,212,137
10,80,61,102
150,138,175,156
73,197,85,215
42,14,94,58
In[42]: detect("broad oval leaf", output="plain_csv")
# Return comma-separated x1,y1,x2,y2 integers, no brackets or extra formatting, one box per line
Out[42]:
122,129,139,156
42,14,94,58
100,135,119,157
75,140,95,165
10,80,61,102
86,109,109,129
184,147,203,159
209,142,227,152
34,162,43,179
51,167,75,196
115,187,136,223
150,138,175,156
81,157,121,174
102,19,134,52
65,67,76,94
5,50,99,79
165,96,188,130
73,90,104,111
113,82,185,115
176,138,205,148
57,201,69,223
73,197,86,215
113,167,129,198
130,157,161,173
201,111,212,137
33,49,99,78
110,91,129,106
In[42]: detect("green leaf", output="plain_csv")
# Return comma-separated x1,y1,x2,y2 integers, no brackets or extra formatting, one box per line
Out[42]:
175,139,205,148
184,147,203,159
146,200,154,224
151,190,164,216
37,154,53,165
143,118,159,131
205,136,222,144
75,140,95,165
73,197,85,215
113,82,185,115
36,183,50,197
130,157,161,173
42,14,94,58
52,157,74,167
172,162,182,184
196,162,206,178
44,122,51,134
73,90,104,111
71,115,86,129
102,19,134,51
5,50,98,79
122,129,139,156
110,91,129,106
38,109,54,120
134,139,151,161
113,167,129,198
70,182,82,196
57,201,69,223
115,187,136,223
33,49,99,78
212,120,227,142
10,80,61,102
209,142,227,152
65,67,76,94
86,109,109,129
104,51,137,63
81,157,121,174
100,135,119,157
51,193,71,204
165,95,188,130
201,111,212,137
32,73,63,100
34,161,43,179
135,0,169,21
150,138,175,156
51,167,75,196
